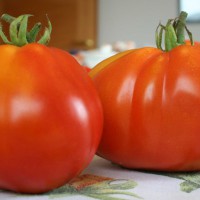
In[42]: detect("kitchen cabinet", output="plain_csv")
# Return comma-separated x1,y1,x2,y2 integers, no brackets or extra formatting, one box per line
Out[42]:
0,0,97,51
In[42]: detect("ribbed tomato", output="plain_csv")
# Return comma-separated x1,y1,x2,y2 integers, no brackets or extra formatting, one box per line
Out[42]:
89,12,200,171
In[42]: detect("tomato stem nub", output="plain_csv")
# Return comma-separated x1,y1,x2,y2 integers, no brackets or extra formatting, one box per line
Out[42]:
156,11,194,51
0,14,52,46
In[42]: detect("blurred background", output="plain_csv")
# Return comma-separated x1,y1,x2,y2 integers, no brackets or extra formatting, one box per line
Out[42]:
0,0,200,67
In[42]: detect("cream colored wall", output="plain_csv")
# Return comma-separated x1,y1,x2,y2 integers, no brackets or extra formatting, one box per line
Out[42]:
98,0,200,48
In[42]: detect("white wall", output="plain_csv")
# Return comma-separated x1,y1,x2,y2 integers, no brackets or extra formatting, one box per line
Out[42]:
97,0,200,48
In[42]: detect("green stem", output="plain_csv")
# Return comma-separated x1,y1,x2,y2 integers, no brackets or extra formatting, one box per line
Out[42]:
156,11,193,52
176,11,188,44
0,13,52,46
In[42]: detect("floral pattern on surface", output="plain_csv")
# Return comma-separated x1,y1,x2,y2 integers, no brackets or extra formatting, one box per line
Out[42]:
165,172,200,193
48,174,142,200
146,171,200,193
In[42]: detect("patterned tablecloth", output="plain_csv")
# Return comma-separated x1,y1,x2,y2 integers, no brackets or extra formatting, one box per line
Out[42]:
1,156,200,200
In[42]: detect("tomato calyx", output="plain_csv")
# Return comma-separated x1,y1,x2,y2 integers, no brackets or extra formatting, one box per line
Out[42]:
0,14,52,46
156,11,194,52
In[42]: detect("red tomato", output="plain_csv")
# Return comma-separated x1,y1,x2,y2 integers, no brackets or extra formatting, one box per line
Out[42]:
83,65,91,72
0,43,103,193
89,12,200,171
0,43,103,194
185,40,200,45
0,14,103,193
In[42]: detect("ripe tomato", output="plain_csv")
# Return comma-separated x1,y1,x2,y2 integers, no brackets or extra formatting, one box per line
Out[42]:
83,65,91,72
89,12,200,171
0,14,103,193
185,40,200,45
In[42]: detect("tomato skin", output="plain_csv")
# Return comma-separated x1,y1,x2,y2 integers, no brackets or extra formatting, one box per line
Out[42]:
0,43,103,193
83,65,91,72
185,40,200,45
90,45,200,172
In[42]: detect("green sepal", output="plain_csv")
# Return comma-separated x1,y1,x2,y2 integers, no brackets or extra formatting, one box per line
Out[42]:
27,22,42,43
0,13,52,46
37,15,52,45
155,11,193,51
165,22,178,51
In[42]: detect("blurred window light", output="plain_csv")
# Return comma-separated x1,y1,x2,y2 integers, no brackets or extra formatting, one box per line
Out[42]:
179,0,200,22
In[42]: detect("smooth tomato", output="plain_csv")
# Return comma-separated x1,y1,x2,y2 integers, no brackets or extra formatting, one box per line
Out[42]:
0,43,103,193
89,13,200,172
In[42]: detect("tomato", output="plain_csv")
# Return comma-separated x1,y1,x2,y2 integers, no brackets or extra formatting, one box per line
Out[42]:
83,65,91,72
89,12,200,171
0,14,103,193
185,40,200,45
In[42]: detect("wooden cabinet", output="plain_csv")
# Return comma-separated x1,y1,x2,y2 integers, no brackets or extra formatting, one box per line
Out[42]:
0,0,97,51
